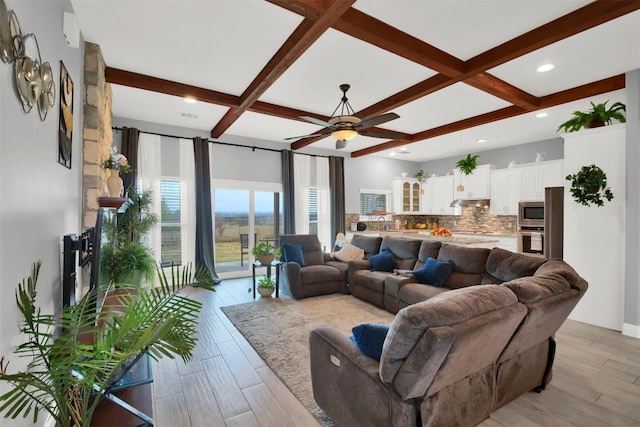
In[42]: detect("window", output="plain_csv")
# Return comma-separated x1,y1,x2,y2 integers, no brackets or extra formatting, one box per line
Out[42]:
307,188,318,236
160,180,182,267
359,189,391,220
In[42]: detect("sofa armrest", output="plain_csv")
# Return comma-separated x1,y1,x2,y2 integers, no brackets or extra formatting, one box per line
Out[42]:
309,327,415,427
323,252,334,263
280,262,303,298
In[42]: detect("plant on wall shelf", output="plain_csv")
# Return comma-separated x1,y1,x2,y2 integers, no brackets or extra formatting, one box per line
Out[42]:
566,164,613,207
456,154,479,175
556,101,626,133
414,169,427,184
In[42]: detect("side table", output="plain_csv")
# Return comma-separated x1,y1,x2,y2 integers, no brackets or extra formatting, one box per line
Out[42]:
252,261,282,298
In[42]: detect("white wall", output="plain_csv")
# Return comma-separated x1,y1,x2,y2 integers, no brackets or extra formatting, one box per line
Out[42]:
563,125,626,331
0,2,84,426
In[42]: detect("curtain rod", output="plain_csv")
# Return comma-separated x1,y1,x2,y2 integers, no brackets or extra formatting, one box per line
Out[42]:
111,126,329,158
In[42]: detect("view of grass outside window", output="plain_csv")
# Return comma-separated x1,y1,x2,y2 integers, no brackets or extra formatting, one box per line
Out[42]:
161,180,182,267
214,187,282,275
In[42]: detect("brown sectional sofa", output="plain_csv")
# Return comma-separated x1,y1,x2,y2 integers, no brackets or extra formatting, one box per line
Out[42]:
310,234,588,427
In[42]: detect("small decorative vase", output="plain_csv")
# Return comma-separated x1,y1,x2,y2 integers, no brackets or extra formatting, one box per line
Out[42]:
106,169,123,197
258,287,274,297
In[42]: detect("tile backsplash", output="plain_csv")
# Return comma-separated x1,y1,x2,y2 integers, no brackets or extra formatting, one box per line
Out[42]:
346,208,517,235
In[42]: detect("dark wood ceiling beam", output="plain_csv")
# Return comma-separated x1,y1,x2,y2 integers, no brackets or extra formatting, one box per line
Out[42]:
464,0,640,76
465,72,539,110
351,74,626,158
106,67,240,107
210,0,355,138
269,0,465,76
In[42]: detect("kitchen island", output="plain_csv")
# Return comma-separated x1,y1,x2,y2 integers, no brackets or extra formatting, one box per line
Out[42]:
348,230,503,249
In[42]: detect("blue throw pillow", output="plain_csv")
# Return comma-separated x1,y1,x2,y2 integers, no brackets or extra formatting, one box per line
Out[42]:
349,323,389,361
369,248,397,272
413,257,455,287
282,242,305,266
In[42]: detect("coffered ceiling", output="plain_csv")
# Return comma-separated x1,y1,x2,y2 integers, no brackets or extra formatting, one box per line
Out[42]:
70,0,640,162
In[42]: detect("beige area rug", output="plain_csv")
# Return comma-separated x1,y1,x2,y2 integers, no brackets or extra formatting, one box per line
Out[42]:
220,294,395,426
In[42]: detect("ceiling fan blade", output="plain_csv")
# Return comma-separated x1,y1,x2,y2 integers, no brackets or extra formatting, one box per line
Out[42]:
299,115,335,128
335,139,347,149
284,129,333,141
358,129,406,139
356,112,400,130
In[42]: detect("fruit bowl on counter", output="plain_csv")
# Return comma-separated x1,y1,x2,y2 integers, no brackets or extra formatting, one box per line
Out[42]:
418,227,453,237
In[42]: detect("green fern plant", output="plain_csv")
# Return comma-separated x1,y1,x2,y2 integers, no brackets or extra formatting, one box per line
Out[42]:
456,154,479,175
557,101,626,132
0,261,214,427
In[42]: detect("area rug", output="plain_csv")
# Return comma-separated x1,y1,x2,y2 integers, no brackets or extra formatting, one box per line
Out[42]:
220,294,395,426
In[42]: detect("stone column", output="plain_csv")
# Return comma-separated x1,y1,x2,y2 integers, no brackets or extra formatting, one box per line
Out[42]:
82,42,113,230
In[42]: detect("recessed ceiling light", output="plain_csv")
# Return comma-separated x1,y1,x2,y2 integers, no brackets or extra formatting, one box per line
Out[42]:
536,112,548,118
389,152,397,156
476,138,487,143
184,97,197,104
400,147,407,151
536,63,555,73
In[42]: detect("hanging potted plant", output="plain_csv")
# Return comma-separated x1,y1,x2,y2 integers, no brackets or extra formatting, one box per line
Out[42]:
252,241,281,266
456,154,479,176
556,101,626,132
566,164,614,207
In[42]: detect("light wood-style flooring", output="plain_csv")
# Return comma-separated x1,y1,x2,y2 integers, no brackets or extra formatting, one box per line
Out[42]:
152,278,640,427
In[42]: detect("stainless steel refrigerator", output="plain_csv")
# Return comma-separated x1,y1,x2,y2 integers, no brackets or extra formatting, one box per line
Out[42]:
544,186,564,259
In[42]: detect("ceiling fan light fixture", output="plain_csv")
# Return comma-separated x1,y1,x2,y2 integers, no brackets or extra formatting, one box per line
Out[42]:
332,129,358,141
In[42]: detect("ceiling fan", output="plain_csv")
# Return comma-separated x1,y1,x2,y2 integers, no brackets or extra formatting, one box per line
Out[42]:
285,83,404,149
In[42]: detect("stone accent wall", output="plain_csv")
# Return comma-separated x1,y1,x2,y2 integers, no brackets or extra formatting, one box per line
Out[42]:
82,42,113,230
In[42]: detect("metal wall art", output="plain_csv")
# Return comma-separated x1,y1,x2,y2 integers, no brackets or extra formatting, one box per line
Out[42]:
0,0,56,121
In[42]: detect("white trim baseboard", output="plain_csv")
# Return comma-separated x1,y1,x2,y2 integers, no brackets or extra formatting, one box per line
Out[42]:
622,323,640,338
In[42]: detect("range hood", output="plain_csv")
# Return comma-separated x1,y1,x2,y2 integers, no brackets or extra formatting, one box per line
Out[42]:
450,199,490,208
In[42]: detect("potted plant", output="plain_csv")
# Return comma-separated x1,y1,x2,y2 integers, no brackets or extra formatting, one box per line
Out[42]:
252,241,281,266
256,275,276,297
0,261,215,427
566,164,614,207
101,187,158,285
557,101,626,132
456,154,479,176
414,169,427,194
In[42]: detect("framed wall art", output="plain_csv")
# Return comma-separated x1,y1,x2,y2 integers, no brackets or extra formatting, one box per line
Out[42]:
58,60,73,168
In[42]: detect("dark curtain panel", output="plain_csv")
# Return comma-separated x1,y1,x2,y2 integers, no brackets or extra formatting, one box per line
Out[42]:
281,149,296,234
120,127,139,194
329,156,345,245
193,137,220,283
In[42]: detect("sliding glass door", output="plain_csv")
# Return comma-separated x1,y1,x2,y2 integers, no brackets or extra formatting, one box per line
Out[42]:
213,180,282,278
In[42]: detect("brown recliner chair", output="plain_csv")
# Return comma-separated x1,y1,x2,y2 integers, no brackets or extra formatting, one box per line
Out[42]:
309,285,527,427
278,234,346,299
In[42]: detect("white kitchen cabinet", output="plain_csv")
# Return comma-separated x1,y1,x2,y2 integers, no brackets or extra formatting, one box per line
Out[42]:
453,164,495,199
490,169,521,215
519,160,563,201
423,176,459,215
392,178,422,214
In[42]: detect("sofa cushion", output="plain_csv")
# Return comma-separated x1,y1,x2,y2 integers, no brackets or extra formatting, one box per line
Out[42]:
350,323,389,361
398,282,448,306
334,243,365,262
413,241,442,270
437,244,490,289
380,236,423,270
484,248,546,283
299,264,342,285
282,242,305,266
370,248,397,272
351,234,383,260
413,258,455,287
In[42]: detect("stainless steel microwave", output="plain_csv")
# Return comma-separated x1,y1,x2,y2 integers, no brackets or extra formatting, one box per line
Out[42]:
518,201,544,227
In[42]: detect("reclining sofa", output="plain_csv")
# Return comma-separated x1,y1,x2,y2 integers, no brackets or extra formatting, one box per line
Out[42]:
309,234,588,427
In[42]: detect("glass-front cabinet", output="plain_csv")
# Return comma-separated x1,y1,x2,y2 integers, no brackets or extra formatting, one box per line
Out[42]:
392,178,421,214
